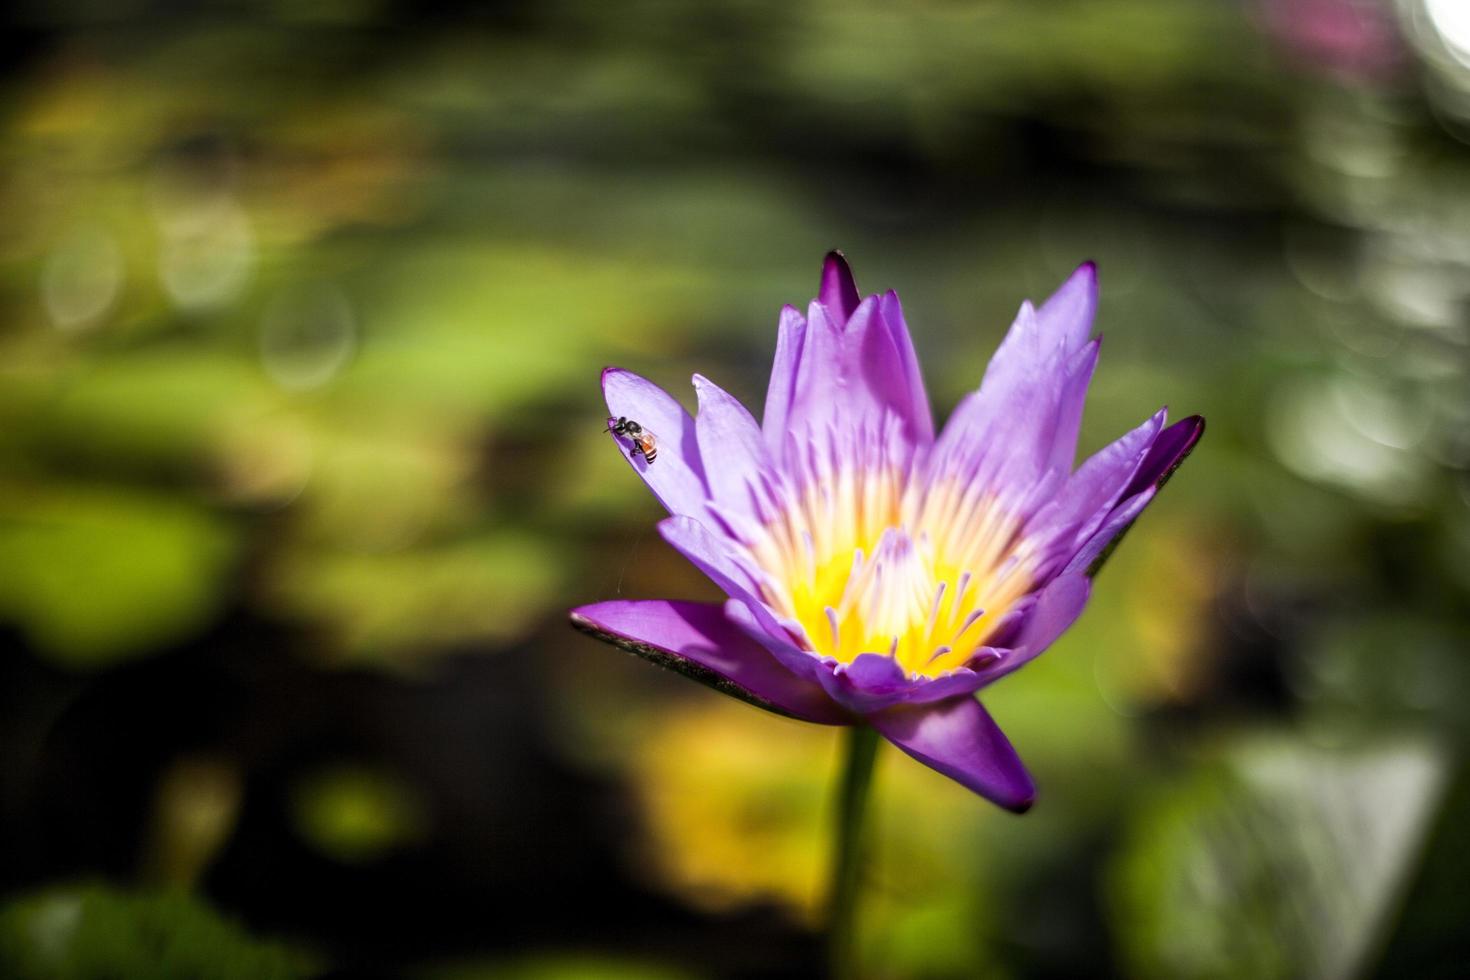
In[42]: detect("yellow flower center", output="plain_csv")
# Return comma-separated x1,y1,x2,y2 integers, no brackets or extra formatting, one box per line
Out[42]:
744,465,1037,678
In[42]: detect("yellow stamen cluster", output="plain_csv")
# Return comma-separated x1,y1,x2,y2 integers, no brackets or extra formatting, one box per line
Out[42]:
743,464,1036,678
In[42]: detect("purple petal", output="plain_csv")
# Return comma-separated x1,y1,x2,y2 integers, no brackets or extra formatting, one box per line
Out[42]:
1017,573,1091,652
814,653,909,714
603,367,710,522
818,250,861,321
869,697,1036,812
853,295,934,444
657,515,809,650
1036,260,1098,354
767,256,934,457
787,300,846,436
977,265,1099,412
761,304,807,453
1023,408,1166,576
570,599,849,724
815,654,989,714
973,596,1037,651
927,273,1100,514
1123,415,1205,498
1065,491,1154,578
1065,415,1205,577
902,667,992,703
721,598,828,685
1051,339,1100,476
693,374,774,520
1060,409,1167,536
970,573,1091,687
879,290,935,443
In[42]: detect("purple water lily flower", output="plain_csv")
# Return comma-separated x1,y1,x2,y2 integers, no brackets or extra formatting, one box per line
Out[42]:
572,253,1201,812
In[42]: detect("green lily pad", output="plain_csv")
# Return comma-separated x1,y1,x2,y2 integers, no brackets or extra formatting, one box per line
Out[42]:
0,884,315,980
0,486,236,668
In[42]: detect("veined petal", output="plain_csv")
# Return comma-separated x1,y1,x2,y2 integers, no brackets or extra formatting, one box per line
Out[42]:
1021,573,1091,653
980,264,1097,398
722,598,829,686
869,697,1036,812
768,256,934,458
815,652,910,714
1060,408,1167,538
879,290,934,443
1023,408,1166,576
570,600,849,724
786,300,846,441
1050,339,1100,477
814,655,990,714
1036,260,1098,354
856,293,934,445
657,515,808,650
928,270,1100,514
1064,415,1205,578
762,304,808,453
694,374,774,521
1066,491,1153,578
603,367,709,522
969,573,1091,687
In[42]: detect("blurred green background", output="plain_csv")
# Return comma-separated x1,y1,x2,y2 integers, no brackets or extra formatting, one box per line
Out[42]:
2,0,1469,977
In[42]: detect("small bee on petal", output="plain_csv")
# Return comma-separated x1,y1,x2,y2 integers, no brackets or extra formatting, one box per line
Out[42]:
608,416,658,465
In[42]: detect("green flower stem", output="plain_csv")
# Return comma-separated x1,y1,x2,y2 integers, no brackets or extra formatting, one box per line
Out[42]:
827,723,881,980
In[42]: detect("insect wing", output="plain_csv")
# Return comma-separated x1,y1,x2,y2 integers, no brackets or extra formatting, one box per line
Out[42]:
632,427,658,464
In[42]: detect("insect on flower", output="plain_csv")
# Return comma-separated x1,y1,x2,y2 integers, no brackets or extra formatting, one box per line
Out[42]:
608,415,658,465
573,252,1202,811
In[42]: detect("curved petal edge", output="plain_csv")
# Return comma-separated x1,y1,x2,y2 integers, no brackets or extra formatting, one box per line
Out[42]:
869,697,1036,812
1080,414,1206,578
570,599,850,724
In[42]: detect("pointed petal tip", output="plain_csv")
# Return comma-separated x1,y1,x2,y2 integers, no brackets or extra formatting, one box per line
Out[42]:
870,697,1036,811
996,771,1038,813
1044,260,1096,289
601,365,639,396
691,373,725,411
819,250,861,320
1062,261,1098,299
1034,262,1101,347
654,513,682,543
1006,791,1036,815
1147,413,1205,484
1160,414,1205,475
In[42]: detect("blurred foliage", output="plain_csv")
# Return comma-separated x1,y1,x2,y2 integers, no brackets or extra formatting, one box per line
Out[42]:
1110,736,1445,980
0,884,313,980
290,764,428,865
2,0,1469,976
421,953,697,980
0,485,235,666
141,756,243,889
